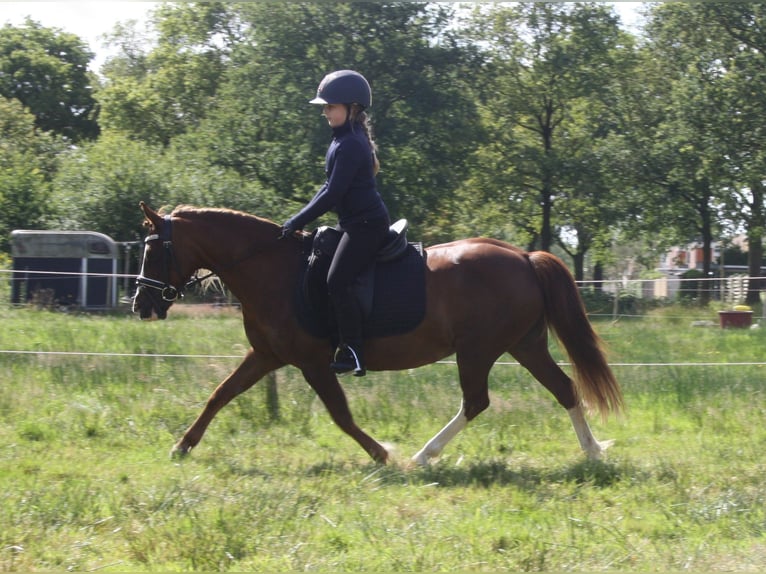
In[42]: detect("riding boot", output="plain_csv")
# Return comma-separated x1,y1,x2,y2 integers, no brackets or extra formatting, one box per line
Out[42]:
330,296,365,377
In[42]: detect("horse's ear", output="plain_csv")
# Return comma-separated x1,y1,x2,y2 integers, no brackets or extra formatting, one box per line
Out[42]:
139,201,162,228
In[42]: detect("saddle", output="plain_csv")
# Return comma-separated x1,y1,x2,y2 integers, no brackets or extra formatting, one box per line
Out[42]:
295,219,427,341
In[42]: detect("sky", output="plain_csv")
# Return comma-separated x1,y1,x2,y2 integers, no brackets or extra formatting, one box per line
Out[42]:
1,2,644,73
1,1,156,71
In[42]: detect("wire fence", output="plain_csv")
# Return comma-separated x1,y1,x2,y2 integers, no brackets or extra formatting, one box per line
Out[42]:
2,350,766,369
2,268,766,368
2,266,763,305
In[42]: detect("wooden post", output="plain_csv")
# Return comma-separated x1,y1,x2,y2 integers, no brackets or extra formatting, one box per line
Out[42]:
265,371,280,421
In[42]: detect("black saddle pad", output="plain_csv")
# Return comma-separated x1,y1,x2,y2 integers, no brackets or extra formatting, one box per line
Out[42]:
294,243,427,341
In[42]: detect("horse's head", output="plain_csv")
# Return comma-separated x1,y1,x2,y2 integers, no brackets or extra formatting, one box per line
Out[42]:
132,201,185,320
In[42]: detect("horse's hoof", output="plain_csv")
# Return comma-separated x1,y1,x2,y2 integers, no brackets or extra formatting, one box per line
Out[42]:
170,443,191,459
599,438,615,451
372,450,389,465
586,439,615,460
411,450,431,467
374,441,397,465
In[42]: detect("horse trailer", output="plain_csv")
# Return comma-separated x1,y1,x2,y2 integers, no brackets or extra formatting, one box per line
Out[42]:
10,230,119,309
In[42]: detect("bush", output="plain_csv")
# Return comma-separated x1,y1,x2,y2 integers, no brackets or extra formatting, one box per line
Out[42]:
677,269,706,303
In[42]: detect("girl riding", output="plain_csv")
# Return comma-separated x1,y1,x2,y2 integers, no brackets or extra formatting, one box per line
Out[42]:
282,70,391,377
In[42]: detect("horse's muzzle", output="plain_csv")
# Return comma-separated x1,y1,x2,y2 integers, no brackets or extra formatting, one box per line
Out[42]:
133,287,170,320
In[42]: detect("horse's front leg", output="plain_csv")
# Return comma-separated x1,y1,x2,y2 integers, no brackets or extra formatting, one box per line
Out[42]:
302,366,389,464
171,349,282,458
412,403,468,466
411,352,492,466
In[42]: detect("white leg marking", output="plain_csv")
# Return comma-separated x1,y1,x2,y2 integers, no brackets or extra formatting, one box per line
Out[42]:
412,404,469,466
568,405,614,460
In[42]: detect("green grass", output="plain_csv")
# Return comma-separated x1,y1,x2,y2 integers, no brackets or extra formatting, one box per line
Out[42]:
1,304,765,571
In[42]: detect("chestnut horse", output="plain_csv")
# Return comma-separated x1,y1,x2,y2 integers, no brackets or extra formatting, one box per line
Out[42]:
133,202,623,465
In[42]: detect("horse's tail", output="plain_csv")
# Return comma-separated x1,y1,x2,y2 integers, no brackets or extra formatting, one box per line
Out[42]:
527,251,624,420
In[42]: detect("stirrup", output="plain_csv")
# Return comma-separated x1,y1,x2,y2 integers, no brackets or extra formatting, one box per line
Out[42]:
331,344,365,377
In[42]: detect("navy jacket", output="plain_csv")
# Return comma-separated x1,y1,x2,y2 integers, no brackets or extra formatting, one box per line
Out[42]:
285,121,389,231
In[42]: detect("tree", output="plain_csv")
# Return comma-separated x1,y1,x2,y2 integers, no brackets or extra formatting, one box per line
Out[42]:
181,2,483,241
639,3,766,303
96,2,484,238
158,135,283,216
0,97,60,249
49,132,167,241
98,2,233,146
698,3,766,303
0,19,99,141
463,2,632,275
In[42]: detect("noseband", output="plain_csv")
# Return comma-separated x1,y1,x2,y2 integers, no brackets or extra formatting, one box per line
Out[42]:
135,216,201,302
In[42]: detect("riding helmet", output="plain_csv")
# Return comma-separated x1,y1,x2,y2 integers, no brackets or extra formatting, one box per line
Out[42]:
310,70,372,108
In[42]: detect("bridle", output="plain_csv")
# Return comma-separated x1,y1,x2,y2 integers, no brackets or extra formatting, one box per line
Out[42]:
135,214,288,304
135,215,210,303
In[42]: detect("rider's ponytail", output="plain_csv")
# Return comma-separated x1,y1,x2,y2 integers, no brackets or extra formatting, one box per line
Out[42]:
350,105,380,175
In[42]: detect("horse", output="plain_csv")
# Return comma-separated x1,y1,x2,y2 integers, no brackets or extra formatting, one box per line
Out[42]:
133,202,623,465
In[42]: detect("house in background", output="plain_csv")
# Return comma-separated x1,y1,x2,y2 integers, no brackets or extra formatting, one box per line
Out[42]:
654,237,756,301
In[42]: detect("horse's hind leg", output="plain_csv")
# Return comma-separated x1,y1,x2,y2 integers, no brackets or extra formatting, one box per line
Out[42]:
412,353,492,466
567,402,614,459
171,348,282,457
510,339,612,460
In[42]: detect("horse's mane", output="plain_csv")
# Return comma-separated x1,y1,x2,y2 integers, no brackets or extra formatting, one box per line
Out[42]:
168,205,278,227
163,206,278,295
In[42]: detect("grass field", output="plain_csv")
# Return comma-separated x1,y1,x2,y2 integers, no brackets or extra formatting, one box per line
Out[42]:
1,302,765,571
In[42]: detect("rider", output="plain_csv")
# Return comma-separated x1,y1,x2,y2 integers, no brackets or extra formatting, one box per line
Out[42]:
281,70,391,377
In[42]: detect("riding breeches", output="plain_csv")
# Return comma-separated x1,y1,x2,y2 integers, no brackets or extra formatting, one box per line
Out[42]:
327,217,390,344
